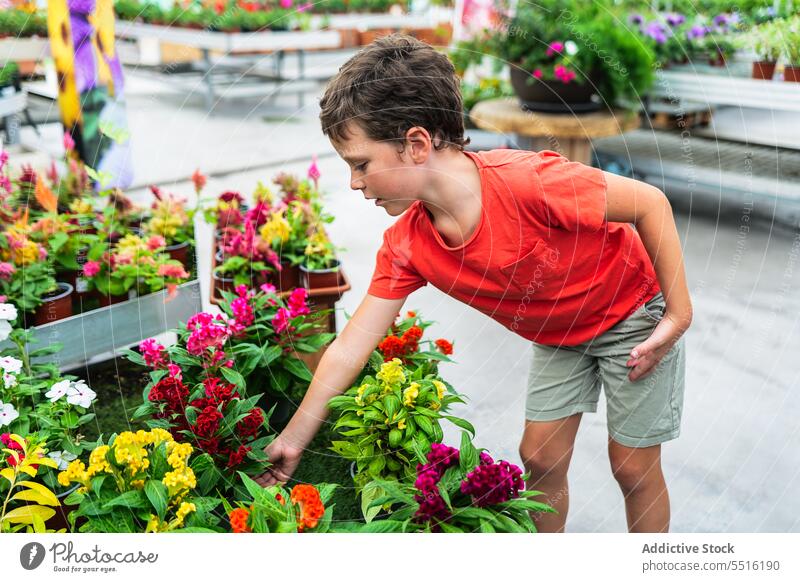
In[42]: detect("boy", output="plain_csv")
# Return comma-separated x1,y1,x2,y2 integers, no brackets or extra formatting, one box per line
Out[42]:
255,35,692,533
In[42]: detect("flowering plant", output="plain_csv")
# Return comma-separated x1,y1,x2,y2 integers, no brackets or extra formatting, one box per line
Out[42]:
215,220,281,286
144,186,196,246
82,234,190,298
327,358,473,521
224,474,335,533
0,434,63,533
0,220,58,312
130,284,333,402
352,433,554,533
374,310,454,376
58,429,222,533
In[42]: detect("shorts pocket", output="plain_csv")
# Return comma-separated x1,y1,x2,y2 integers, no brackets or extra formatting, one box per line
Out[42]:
641,292,666,323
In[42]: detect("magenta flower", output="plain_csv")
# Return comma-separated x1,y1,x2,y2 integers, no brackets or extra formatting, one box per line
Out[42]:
554,64,576,84
147,235,166,251
63,131,75,152
287,288,310,317
307,155,321,189
546,41,564,57
83,261,101,278
260,283,277,295
0,263,15,281
272,307,291,334
460,459,525,507
186,312,230,356
279,0,292,7
140,338,168,369
532,68,543,79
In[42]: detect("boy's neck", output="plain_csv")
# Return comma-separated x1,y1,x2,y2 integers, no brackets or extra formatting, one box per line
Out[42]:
418,150,482,247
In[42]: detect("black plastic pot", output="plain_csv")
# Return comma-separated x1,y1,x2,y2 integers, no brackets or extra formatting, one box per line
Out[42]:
509,66,600,113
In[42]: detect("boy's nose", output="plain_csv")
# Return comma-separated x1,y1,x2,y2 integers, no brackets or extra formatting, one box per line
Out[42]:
350,175,365,191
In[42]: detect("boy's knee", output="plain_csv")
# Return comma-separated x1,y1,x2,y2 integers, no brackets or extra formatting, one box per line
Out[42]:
519,439,572,480
609,450,662,494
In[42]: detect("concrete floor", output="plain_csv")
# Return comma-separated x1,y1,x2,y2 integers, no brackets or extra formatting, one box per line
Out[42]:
10,60,800,532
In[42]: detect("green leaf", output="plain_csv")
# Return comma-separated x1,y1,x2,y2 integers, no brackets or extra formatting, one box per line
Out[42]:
443,415,475,437
103,490,150,510
283,358,312,382
144,480,169,520
459,431,478,474
220,366,245,389
261,345,283,366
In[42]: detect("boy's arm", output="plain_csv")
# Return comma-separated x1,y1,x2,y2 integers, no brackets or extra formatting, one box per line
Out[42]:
604,172,693,381
254,293,406,486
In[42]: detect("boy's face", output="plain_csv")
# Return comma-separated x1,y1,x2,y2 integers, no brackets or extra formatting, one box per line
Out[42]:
332,123,426,217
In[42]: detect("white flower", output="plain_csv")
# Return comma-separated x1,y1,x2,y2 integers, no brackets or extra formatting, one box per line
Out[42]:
66,380,96,408
0,400,19,427
0,356,23,375
45,379,72,403
3,372,17,388
0,320,11,342
565,40,578,55
47,450,78,471
0,303,18,321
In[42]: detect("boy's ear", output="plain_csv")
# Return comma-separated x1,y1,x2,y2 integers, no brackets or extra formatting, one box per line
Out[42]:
404,126,431,164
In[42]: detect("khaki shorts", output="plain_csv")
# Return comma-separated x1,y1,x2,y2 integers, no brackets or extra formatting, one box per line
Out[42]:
526,292,686,448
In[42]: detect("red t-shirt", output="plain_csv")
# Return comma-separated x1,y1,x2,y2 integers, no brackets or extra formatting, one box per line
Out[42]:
367,149,661,346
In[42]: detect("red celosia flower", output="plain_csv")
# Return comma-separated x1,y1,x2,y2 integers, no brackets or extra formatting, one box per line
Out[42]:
434,339,453,355
377,335,406,362
290,484,325,532
237,408,264,438
148,376,189,414
226,444,251,468
194,405,223,438
203,377,239,404
229,507,251,533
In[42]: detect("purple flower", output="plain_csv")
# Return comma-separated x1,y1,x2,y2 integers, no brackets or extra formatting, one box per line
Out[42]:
629,14,644,26
686,25,708,40
644,21,669,44
666,13,685,27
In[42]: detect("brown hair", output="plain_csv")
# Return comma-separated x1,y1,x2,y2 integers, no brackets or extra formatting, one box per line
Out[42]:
319,34,469,151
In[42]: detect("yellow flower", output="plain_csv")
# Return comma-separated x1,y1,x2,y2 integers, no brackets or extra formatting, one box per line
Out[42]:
116,234,147,255
131,479,145,489
58,459,90,488
170,501,196,528
253,181,273,204
432,380,446,400
354,384,368,406
403,382,420,408
69,199,93,215
397,419,406,430
113,432,150,476
304,229,330,256
259,211,291,244
166,442,193,469
150,428,174,447
87,445,112,477
377,359,405,387
145,514,162,533
163,466,196,498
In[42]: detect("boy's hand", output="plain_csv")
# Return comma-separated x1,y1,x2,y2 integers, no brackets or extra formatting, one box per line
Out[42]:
626,311,689,382
254,435,304,487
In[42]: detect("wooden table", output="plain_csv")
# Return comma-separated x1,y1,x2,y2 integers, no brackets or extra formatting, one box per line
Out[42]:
470,97,640,165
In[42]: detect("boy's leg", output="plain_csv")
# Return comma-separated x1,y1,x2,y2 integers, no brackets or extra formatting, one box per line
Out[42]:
608,439,670,532
519,414,582,533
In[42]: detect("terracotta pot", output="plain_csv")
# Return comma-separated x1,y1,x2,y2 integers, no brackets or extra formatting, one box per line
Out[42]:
33,282,74,326
212,270,236,300
339,28,360,48
165,239,192,269
300,260,341,290
784,65,800,83
359,28,393,45
278,262,300,293
509,66,600,113
708,51,726,67
752,61,777,80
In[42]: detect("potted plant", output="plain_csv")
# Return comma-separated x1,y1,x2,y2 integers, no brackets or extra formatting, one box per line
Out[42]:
214,221,280,292
143,186,195,270
750,20,781,79
57,430,223,532
783,16,800,83
299,229,341,289
343,433,554,533
224,476,335,533
327,357,473,521
483,1,655,113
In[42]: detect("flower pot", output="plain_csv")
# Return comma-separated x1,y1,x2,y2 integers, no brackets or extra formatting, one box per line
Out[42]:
278,261,300,293
359,28,393,46
46,483,81,532
33,282,74,326
212,270,237,300
165,239,192,269
752,61,777,80
509,66,600,113
707,51,726,67
300,260,341,290
784,65,800,83
339,28,360,48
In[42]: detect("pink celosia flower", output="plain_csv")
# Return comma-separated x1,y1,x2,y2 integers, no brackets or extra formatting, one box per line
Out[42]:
272,307,291,334
260,283,277,295
546,41,564,57
532,68,543,79
83,261,101,278
0,263,15,281
139,338,168,369
186,312,230,356
63,131,75,152
167,363,182,379
158,263,190,279
287,288,310,317
147,235,166,251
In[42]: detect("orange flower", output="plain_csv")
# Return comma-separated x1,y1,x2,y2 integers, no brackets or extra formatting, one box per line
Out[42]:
406,311,416,318
229,507,251,533
435,339,453,356
275,493,285,506
290,484,324,532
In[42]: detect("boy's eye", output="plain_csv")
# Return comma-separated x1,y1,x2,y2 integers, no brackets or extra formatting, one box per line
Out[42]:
355,162,367,172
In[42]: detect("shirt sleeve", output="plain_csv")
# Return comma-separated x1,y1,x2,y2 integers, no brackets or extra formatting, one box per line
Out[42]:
530,150,608,233
367,228,427,299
